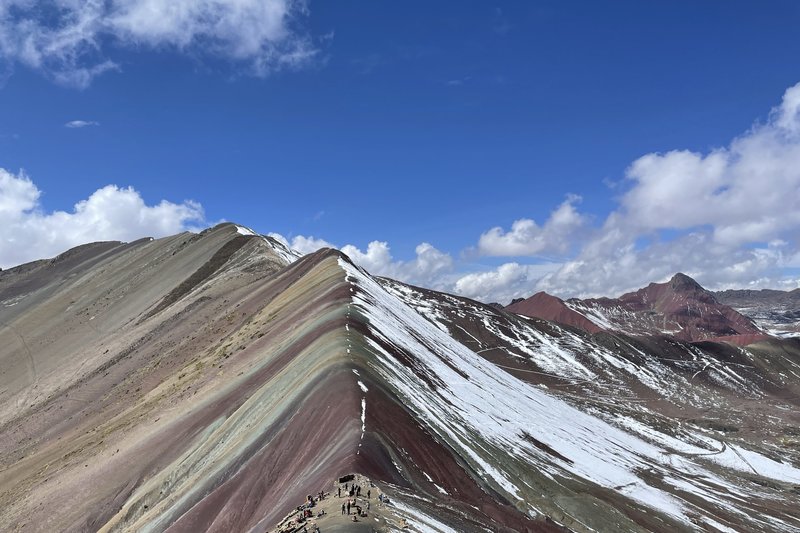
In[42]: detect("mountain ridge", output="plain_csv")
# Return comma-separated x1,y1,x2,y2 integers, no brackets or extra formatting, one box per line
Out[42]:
1,225,799,532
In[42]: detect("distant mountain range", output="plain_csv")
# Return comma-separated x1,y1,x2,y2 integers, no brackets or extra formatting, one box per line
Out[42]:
506,272,781,346
715,287,800,338
1,223,799,532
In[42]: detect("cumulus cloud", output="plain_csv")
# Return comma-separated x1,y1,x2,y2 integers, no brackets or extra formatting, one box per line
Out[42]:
268,231,456,291
537,81,800,297
268,233,333,255
288,234,334,254
0,0,318,88
477,194,587,256
268,231,559,305
536,230,793,298
0,168,205,268
335,238,561,303
341,241,454,290
65,120,99,128
454,262,561,304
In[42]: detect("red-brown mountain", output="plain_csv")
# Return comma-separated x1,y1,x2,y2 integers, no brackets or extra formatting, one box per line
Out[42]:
505,291,603,334
508,273,768,344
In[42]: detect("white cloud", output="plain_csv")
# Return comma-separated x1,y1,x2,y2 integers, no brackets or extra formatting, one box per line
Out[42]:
268,231,455,291
268,233,333,255
0,0,318,88
0,168,205,268
289,234,334,254
536,230,790,298
270,232,563,304
454,262,561,304
537,81,800,297
0,168,38,216
477,194,587,256
341,241,454,290
65,120,99,128
619,84,800,245
775,82,800,134
340,241,393,273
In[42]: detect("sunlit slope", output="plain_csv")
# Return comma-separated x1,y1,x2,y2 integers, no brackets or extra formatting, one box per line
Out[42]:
0,223,305,530
0,224,286,423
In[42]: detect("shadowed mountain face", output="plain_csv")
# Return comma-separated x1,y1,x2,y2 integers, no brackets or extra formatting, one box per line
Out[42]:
508,273,767,345
1,226,800,533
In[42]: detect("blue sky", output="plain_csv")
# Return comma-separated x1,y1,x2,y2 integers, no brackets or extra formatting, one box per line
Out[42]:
2,1,800,302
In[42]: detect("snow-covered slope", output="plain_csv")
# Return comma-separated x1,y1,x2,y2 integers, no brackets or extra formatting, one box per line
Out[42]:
234,224,302,264
348,266,800,532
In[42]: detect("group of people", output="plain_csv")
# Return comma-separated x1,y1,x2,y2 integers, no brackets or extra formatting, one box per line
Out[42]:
282,491,328,532
275,475,387,532
336,481,371,500
338,479,375,522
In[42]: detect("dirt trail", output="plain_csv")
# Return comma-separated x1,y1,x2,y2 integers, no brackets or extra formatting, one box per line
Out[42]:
0,320,38,408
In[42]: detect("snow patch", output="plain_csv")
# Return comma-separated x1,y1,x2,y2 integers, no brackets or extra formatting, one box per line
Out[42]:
235,225,256,236
360,398,366,433
422,471,448,495
390,500,460,533
337,258,800,530
260,236,301,264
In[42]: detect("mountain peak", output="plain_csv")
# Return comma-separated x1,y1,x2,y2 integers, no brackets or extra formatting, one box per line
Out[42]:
668,272,704,292
508,273,764,343
506,291,603,334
